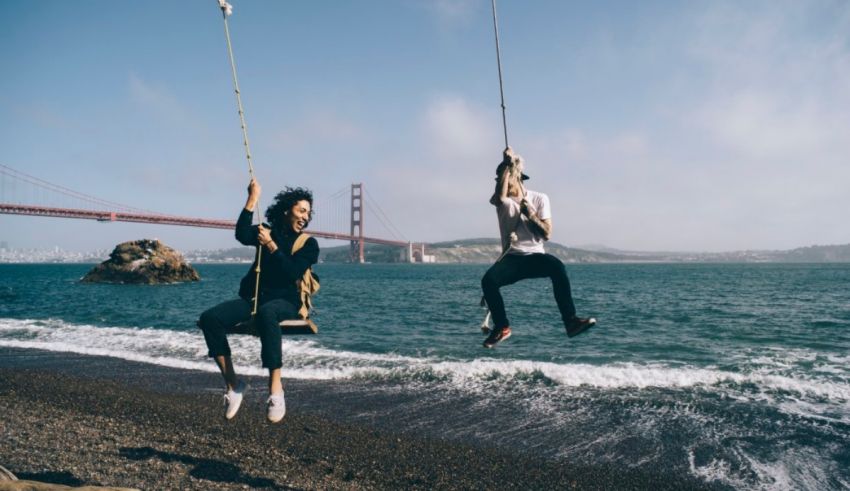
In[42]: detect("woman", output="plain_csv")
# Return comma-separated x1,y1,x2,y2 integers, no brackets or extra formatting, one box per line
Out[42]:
198,178,319,423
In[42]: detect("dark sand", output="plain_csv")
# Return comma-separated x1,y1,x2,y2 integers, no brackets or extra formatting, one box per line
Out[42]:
0,347,721,490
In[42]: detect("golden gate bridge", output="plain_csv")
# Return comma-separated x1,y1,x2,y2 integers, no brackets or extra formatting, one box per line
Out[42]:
0,164,429,263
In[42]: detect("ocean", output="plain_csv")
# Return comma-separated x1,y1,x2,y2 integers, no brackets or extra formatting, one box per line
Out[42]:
1,262,849,489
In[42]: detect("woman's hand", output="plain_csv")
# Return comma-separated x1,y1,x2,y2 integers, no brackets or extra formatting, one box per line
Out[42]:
257,224,277,252
245,178,261,211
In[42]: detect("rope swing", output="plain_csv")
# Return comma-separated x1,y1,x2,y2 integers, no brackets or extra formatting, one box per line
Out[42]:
480,0,525,333
217,0,263,316
491,0,509,149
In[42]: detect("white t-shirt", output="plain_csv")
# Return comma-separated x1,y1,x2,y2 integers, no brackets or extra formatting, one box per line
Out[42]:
496,189,551,255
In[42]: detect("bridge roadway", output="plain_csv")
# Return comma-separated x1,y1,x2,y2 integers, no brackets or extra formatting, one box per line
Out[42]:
0,203,414,248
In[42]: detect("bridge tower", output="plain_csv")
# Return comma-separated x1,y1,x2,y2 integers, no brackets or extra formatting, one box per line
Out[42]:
350,183,365,263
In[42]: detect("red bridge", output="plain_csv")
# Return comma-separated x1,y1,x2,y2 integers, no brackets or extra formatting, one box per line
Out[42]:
0,165,430,263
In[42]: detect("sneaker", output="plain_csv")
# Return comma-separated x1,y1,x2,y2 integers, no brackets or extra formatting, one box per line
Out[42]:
223,380,247,420
566,317,597,338
483,326,512,348
267,392,286,423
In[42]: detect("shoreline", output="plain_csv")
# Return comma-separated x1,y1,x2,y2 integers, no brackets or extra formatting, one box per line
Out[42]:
0,347,721,490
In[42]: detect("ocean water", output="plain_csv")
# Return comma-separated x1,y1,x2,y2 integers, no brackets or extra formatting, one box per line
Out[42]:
1,262,849,489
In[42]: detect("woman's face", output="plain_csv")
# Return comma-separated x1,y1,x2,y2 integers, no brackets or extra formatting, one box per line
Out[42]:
287,199,311,233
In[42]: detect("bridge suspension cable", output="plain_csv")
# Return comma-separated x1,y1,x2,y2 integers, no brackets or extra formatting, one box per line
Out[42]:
364,188,407,243
0,164,159,214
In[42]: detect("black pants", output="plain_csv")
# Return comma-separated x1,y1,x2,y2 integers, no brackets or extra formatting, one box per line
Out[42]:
481,253,577,331
198,298,298,369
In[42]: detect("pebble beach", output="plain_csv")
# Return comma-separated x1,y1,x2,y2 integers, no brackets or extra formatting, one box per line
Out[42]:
0,347,719,490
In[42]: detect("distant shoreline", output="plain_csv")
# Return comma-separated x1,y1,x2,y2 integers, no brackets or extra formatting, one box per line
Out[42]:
2,240,849,264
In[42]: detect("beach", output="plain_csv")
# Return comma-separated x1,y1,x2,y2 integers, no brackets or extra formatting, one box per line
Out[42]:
3,263,848,489
0,347,718,490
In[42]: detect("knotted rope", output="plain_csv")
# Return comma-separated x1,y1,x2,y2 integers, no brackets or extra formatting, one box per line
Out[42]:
218,0,262,315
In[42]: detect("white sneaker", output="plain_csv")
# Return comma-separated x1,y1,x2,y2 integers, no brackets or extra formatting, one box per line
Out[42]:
267,392,286,423
223,380,247,420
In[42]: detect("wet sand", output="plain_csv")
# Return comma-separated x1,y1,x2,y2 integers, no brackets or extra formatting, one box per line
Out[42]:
0,347,721,490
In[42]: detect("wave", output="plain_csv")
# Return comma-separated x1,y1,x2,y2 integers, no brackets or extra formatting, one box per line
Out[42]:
1,317,848,414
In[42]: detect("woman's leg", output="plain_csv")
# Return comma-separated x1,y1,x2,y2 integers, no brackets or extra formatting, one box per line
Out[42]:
254,299,298,393
198,298,253,389
255,299,297,423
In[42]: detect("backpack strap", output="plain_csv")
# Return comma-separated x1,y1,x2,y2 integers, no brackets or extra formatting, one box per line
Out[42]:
291,233,311,254
291,233,318,319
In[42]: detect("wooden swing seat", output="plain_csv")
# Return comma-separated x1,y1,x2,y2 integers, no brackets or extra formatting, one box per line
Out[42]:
228,318,318,336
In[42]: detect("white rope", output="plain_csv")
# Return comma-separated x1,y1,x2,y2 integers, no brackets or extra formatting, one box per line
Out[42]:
217,0,263,316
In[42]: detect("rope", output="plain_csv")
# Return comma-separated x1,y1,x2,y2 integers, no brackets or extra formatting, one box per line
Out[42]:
218,0,262,315
491,0,509,149
491,0,525,199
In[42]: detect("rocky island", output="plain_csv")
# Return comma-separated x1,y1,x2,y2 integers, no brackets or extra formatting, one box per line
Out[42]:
81,239,199,284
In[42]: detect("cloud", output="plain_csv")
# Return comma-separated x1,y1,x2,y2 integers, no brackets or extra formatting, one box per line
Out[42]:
686,2,850,161
360,95,501,241
127,73,198,128
423,96,495,160
271,109,370,150
419,0,480,26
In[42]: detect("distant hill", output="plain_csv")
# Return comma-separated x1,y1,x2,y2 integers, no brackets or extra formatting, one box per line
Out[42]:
319,239,664,263
183,241,850,264
317,241,850,264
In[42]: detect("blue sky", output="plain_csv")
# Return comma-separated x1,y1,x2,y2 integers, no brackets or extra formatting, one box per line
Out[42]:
2,0,849,253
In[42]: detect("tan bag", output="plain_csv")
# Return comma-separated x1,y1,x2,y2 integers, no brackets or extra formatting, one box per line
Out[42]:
292,233,320,319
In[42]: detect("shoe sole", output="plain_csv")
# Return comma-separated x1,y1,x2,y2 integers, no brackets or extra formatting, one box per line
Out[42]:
483,330,511,348
567,318,597,338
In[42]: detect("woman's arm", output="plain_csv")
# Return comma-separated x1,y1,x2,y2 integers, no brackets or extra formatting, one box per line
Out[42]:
235,179,261,245
264,236,320,282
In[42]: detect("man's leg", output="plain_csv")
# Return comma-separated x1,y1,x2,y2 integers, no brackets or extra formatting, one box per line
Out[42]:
525,254,595,337
481,254,528,330
527,254,577,325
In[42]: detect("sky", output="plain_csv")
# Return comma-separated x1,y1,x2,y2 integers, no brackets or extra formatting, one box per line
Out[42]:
1,0,849,253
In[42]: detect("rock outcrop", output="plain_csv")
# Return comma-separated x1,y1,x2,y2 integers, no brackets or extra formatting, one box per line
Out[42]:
81,239,200,284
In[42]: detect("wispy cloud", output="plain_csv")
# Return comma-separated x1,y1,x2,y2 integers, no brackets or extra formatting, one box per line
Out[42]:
423,96,494,160
127,73,199,129
271,109,370,150
687,2,850,161
419,0,480,26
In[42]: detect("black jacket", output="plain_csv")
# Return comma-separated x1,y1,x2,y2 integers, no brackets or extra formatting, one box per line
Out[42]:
235,208,319,306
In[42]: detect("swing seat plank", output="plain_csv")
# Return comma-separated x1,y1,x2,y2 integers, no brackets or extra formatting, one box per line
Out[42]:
228,318,318,336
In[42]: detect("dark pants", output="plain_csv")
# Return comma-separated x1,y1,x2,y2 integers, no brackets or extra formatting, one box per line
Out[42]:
481,253,577,330
198,298,298,369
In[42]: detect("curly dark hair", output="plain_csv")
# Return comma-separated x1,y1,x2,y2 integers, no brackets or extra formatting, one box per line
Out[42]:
264,186,314,231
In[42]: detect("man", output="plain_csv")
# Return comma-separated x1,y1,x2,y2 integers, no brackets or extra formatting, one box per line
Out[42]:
480,148,596,348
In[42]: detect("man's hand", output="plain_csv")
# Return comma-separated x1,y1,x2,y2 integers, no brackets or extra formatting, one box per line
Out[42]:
520,199,552,240
520,198,531,217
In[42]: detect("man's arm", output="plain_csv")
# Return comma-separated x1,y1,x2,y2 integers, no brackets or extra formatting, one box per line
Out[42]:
520,199,552,240
490,148,516,206
489,166,511,206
